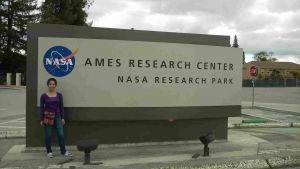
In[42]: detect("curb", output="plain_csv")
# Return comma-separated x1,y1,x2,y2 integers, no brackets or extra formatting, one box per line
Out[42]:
242,112,283,123
0,130,25,139
0,87,24,90
152,155,300,169
0,85,26,90
228,122,300,129
255,106,300,116
242,106,300,116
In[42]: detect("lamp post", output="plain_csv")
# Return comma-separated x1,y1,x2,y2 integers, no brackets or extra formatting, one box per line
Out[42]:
199,132,215,157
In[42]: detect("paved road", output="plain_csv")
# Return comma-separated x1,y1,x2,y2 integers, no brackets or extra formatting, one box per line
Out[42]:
242,87,300,104
0,88,25,132
0,88,25,119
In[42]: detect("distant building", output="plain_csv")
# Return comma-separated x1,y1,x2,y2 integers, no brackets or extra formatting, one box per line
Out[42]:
243,61,300,80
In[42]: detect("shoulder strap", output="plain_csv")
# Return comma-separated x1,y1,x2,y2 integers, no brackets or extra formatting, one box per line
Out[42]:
57,92,62,100
56,93,62,113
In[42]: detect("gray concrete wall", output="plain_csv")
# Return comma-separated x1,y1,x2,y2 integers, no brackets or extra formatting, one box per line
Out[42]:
26,24,240,147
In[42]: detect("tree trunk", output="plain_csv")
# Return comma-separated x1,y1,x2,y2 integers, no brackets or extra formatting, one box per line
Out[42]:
7,0,13,53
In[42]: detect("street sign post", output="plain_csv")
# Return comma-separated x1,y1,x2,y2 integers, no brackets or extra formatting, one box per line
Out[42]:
250,65,257,108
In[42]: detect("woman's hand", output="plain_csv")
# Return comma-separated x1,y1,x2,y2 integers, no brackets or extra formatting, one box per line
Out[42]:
40,121,44,127
61,119,65,125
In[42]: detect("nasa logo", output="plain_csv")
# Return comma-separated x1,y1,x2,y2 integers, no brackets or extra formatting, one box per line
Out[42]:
43,46,78,77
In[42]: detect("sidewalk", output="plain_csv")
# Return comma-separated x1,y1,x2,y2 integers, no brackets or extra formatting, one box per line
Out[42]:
1,130,300,169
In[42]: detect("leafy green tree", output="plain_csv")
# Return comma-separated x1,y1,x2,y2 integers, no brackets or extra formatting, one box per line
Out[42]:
290,71,300,79
253,51,277,62
0,0,38,73
270,69,282,80
257,74,264,80
40,0,93,26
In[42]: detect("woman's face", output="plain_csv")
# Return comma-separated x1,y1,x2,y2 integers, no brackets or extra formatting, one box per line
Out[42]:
48,81,56,91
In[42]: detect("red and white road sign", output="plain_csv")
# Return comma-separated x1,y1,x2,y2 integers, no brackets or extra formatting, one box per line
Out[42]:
249,65,257,77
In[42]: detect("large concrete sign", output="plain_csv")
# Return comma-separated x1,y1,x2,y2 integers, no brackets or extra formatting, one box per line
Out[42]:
27,24,242,147
38,38,242,107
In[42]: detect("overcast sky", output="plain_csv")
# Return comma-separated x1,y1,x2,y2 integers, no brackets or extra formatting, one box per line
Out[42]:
85,0,300,64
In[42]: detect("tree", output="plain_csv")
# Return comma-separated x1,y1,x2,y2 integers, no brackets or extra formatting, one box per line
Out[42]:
232,35,239,48
242,52,245,64
270,69,282,80
232,35,245,64
40,0,93,26
257,74,264,80
0,0,38,73
290,71,300,79
253,51,278,62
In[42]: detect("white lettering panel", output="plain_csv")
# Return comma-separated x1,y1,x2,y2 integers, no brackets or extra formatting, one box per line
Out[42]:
38,37,242,107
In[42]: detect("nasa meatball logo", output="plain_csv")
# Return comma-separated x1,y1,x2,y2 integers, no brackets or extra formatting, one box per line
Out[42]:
43,46,78,77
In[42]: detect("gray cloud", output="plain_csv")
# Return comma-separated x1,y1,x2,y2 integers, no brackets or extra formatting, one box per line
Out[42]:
266,0,300,12
88,0,300,63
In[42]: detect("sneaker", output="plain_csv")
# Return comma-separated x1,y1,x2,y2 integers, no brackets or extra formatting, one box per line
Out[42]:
63,151,72,157
47,152,53,158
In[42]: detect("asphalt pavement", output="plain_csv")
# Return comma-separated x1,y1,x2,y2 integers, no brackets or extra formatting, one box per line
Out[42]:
0,87,25,123
242,87,300,104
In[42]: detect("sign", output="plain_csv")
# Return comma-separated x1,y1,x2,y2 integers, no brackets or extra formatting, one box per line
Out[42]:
249,65,257,77
37,37,242,107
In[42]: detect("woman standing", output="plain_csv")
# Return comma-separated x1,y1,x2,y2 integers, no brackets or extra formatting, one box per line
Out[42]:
40,78,71,158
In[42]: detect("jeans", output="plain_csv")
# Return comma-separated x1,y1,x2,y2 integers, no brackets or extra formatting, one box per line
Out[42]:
44,114,66,154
